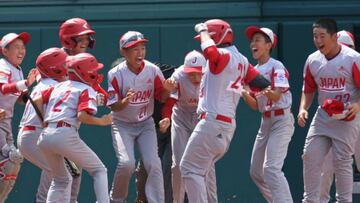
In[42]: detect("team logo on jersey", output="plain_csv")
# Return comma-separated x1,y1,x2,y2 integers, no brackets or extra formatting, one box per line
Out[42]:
338,66,346,72
108,91,118,102
146,79,152,84
319,77,346,91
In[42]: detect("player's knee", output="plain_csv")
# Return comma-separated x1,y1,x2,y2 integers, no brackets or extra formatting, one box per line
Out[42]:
89,165,107,177
143,157,161,172
117,159,136,175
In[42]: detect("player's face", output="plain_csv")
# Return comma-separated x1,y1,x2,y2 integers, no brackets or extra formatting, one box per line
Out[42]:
313,27,337,55
2,39,26,67
250,33,272,61
71,34,90,54
187,72,202,85
123,43,146,69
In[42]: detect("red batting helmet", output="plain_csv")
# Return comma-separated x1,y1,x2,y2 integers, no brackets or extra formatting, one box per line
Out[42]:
67,53,103,86
59,18,96,50
194,19,233,45
36,47,68,80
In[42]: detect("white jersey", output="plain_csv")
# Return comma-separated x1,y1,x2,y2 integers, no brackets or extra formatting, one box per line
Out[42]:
197,45,253,118
42,80,97,129
0,58,25,118
170,65,199,114
107,60,165,123
303,45,360,105
254,58,292,112
19,78,58,128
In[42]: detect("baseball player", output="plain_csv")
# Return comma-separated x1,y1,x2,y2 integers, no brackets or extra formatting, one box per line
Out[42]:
157,50,205,203
59,17,108,105
0,32,37,202
298,18,360,203
107,31,176,203
17,47,69,203
319,30,360,203
34,53,112,203
242,26,294,203
179,19,270,203
57,17,108,203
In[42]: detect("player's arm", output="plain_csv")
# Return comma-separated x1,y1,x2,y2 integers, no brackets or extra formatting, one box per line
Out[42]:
32,86,54,123
77,111,112,126
109,89,136,112
298,63,317,127
195,23,230,74
346,61,360,118
0,68,37,95
159,97,177,133
241,86,258,110
298,92,315,127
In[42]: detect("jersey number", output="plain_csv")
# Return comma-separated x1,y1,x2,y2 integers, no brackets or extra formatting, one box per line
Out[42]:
138,105,148,120
334,93,350,103
52,90,71,112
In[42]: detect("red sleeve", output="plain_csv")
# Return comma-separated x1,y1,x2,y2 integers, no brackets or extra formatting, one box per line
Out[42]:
41,87,54,104
110,77,122,99
304,65,317,93
77,89,96,114
154,75,164,101
243,64,260,85
352,62,360,89
203,45,230,75
161,98,177,119
92,84,109,103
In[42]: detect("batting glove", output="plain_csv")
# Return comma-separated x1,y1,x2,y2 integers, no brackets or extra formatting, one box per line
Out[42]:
195,23,208,33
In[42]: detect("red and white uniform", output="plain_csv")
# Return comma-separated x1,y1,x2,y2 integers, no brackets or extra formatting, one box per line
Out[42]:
180,39,259,203
107,60,165,203
249,58,294,203
0,58,27,151
0,58,26,119
108,60,165,123
254,58,292,112
302,45,360,203
42,80,97,128
162,65,200,203
37,80,109,203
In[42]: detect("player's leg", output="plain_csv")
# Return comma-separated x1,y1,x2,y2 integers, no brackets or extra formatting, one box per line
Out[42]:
70,171,81,203
354,136,360,172
60,134,109,203
205,163,217,203
332,136,357,202
319,150,334,203
249,118,273,203
137,118,164,203
180,118,235,203
263,114,294,203
0,119,21,202
302,135,331,203
38,128,73,203
158,131,172,203
110,122,136,203
171,119,191,203
17,128,51,203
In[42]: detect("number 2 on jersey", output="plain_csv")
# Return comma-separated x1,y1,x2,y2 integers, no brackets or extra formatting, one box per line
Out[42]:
52,90,71,112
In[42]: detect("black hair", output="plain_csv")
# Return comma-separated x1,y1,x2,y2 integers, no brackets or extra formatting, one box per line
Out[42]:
313,18,338,35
